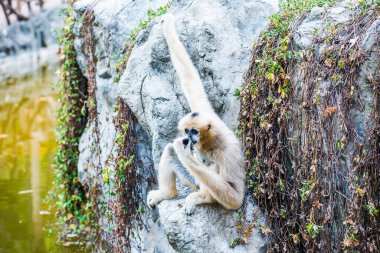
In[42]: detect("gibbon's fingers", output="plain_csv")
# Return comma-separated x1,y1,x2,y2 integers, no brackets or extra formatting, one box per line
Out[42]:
173,137,201,168
163,14,214,114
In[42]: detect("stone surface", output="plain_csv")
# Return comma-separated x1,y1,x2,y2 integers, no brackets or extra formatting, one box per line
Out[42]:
73,0,278,252
118,0,278,169
0,7,62,58
73,0,380,252
0,7,63,81
157,188,267,253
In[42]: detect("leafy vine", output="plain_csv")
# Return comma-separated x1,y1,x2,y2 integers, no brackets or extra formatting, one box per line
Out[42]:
239,0,379,251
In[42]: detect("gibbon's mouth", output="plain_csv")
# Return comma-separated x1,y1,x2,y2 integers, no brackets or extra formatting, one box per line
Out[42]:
182,137,198,151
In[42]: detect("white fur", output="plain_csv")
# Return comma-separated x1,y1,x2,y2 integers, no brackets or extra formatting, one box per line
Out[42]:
147,14,245,213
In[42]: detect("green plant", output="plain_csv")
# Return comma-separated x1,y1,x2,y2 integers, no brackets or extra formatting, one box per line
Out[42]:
306,221,320,238
240,0,379,251
100,98,155,252
364,203,379,217
233,88,241,98
48,5,94,236
300,179,315,202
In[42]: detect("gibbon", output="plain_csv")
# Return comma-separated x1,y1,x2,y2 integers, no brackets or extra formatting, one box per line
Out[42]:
147,14,245,214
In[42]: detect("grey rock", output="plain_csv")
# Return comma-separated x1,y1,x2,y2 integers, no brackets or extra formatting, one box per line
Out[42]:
74,0,278,252
118,0,279,166
157,188,267,253
292,0,353,50
0,7,63,81
0,7,63,58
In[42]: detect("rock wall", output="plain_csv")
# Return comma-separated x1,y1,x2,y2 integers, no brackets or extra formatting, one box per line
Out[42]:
0,7,63,81
0,7,61,57
73,0,278,252
240,0,379,251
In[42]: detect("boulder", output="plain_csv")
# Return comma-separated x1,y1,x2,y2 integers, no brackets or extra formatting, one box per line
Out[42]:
73,0,278,252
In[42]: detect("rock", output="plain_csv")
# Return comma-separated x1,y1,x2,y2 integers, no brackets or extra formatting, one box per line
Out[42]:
0,7,63,58
157,188,267,253
292,0,353,50
0,7,63,81
240,1,379,251
73,0,278,252
118,0,279,168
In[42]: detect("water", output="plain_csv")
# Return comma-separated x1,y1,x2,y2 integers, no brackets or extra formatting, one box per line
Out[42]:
0,66,60,253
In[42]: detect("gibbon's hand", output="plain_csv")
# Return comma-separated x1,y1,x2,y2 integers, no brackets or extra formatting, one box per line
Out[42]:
176,136,191,151
173,137,198,166
182,137,196,151
182,137,190,149
179,136,195,153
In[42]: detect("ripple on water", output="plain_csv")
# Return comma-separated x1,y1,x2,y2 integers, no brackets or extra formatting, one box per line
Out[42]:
0,67,63,253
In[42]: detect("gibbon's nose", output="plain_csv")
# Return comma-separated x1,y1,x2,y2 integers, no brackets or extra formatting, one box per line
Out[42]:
189,134,197,144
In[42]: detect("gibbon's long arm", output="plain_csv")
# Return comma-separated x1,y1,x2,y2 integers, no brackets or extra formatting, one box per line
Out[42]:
173,139,243,209
190,164,242,209
163,14,214,114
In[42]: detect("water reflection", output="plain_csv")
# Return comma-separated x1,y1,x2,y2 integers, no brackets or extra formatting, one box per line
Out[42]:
0,66,58,253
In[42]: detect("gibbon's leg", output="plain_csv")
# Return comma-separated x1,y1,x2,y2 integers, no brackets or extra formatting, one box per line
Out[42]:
163,14,214,114
176,169,199,192
173,138,243,210
184,187,215,215
147,143,178,207
147,143,198,208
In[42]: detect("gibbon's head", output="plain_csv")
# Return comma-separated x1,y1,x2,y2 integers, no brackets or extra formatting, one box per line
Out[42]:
178,112,218,151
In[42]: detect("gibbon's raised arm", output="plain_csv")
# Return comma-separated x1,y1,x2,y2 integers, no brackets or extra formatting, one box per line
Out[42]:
163,14,214,114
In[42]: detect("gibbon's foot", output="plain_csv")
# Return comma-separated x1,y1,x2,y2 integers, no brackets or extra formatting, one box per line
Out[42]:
185,200,196,215
147,190,176,208
147,190,162,208
184,192,208,215
184,194,197,215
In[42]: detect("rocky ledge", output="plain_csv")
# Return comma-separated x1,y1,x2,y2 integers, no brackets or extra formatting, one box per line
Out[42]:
73,0,278,252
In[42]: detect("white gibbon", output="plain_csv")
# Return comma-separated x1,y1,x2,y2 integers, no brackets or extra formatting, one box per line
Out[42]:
147,14,245,214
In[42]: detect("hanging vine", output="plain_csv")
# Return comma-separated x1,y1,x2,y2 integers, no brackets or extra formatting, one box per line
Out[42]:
49,4,95,241
240,0,379,252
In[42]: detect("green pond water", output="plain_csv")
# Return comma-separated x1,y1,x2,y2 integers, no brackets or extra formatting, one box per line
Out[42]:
0,66,62,253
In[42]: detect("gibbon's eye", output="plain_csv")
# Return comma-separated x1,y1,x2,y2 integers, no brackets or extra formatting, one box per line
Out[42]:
190,129,198,135
185,128,189,134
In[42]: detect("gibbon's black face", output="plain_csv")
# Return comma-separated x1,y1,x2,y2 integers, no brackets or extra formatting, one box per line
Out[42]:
182,128,199,151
